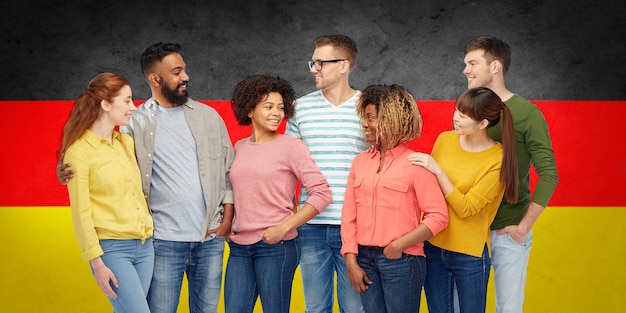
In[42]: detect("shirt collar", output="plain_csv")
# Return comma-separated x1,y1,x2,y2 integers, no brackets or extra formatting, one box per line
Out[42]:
143,97,194,110
82,129,121,149
388,143,409,157
369,143,409,159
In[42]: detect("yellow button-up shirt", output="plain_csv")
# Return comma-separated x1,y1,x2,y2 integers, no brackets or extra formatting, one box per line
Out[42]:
64,130,153,261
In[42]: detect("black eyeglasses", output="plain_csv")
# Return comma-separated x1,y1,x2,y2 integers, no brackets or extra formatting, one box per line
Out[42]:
308,59,345,71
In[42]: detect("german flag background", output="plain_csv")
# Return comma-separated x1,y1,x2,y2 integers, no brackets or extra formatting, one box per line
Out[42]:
1,1,625,312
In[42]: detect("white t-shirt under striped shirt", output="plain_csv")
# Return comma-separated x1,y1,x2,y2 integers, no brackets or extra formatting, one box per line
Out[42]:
285,90,368,224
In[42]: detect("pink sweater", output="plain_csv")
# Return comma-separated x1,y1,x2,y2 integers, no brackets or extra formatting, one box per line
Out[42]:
341,144,449,256
229,135,331,245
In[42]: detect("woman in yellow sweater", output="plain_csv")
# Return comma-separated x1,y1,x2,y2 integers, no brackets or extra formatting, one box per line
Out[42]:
59,73,154,313
408,87,518,313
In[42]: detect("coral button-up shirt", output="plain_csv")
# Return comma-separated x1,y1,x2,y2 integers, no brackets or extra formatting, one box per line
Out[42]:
341,144,448,257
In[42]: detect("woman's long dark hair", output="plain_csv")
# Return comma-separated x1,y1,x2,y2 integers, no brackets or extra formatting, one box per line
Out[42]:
456,87,518,203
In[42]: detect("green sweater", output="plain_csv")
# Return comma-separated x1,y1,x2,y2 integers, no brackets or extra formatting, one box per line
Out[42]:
488,95,558,230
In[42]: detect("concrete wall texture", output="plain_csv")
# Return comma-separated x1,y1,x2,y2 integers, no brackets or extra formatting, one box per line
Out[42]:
2,1,626,313
1,0,625,101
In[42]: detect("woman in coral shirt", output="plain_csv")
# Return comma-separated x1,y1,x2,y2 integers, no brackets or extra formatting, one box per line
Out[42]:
341,84,449,313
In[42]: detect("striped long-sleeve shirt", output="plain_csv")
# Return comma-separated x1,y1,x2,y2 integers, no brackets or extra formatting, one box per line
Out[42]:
285,90,368,224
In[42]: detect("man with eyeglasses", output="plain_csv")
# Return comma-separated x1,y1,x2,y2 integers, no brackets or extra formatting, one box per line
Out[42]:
285,34,367,313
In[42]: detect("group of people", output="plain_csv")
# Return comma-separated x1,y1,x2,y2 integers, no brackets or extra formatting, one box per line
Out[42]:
57,34,557,313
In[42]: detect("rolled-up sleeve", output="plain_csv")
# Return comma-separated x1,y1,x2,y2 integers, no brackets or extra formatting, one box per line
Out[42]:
414,167,449,236
65,147,104,261
340,165,358,256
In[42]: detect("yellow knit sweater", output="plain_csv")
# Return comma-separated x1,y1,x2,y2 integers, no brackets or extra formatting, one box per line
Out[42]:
427,131,505,257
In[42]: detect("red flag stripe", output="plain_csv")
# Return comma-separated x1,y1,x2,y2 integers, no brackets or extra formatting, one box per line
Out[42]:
0,100,623,206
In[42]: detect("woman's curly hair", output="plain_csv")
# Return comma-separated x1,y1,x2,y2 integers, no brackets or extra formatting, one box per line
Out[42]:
356,84,422,151
231,75,296,126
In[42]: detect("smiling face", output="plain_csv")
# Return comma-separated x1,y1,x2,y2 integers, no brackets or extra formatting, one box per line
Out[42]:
362,103,379,143
463,49,495,90
310,45,347,91
249,91,285,135
452,107,482,136
154,52,189,105
104,84,135,126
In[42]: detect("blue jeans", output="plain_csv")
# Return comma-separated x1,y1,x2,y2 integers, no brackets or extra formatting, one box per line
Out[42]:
224,239,299,313
298,224,363,313
491,230,532,313
147,237,225,313
96,238,154,313
423,241,491,313
357,245,426,313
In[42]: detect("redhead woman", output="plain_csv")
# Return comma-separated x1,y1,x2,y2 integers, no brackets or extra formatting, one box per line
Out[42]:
59,73,153,313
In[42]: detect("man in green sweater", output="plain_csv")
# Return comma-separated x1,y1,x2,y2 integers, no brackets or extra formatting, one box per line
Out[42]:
463,35,558,313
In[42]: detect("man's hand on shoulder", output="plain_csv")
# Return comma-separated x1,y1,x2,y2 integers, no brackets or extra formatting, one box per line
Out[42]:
57,153,74,185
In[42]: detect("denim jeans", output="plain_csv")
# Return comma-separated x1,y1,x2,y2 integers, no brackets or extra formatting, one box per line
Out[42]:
224,239,299,313
96,238,154,313
423,241,491,313
491,230,532,313
147,237,225,313
357,245,426,313
298,224,363,313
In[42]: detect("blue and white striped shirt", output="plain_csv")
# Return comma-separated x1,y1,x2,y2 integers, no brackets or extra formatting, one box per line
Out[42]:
285,90,368,224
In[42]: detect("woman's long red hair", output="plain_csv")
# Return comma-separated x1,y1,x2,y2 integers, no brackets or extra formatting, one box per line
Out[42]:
58,73,129,158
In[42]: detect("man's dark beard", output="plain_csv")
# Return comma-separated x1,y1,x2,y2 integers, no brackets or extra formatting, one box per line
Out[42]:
161,82,189,106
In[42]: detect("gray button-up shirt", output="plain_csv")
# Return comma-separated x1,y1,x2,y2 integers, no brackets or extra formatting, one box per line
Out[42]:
121,98,234,242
